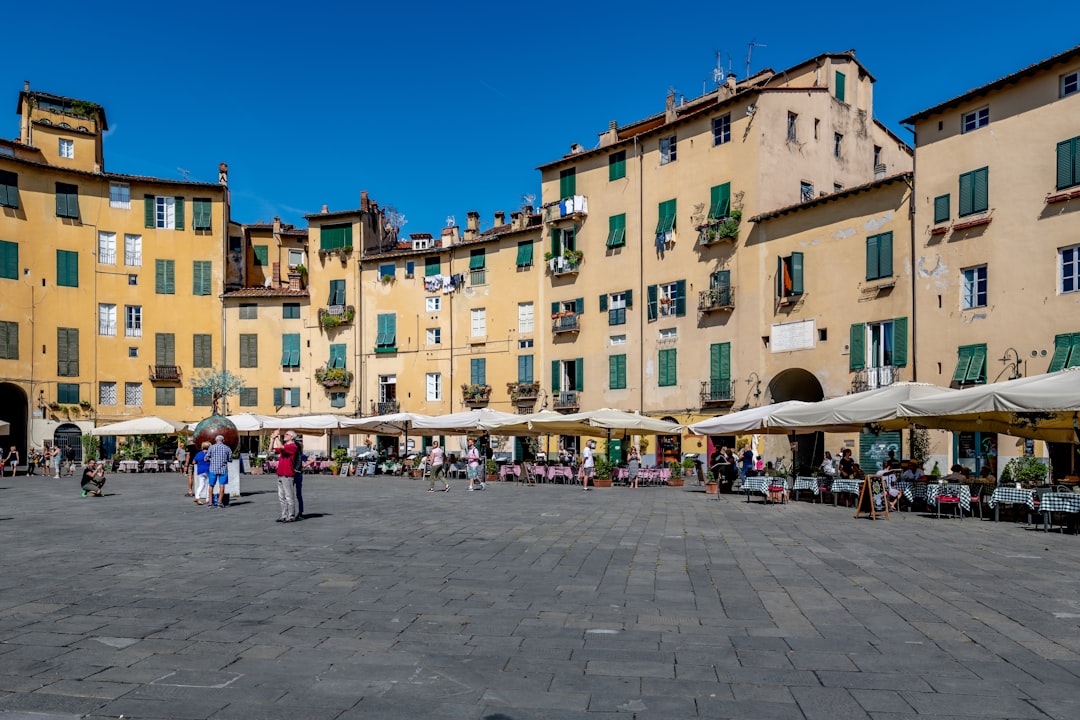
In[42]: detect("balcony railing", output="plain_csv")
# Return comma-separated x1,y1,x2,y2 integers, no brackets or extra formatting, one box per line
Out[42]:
552,313,581,334
548,256,581,276
150,364,181,382
852,365,901,392
698,286,735,313
700,380,735,407
507,381,540,403
543,195,588,222
462,384,492,406
377,400,400,415
553,391,579,412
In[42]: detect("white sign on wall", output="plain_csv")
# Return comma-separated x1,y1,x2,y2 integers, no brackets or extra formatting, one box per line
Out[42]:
771,319,816,353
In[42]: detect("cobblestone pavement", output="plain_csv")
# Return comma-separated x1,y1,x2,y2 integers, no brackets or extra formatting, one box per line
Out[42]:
1,472,1079,719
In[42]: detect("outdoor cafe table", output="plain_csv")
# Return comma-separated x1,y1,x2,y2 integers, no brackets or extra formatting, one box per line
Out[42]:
987,486,1038,523
499,464,521,481
1037,492,1080,532
118,460,139,472
741,476,769,502
547,465,574,484
924,483,972,513
829,478,863,506
792,476,819,500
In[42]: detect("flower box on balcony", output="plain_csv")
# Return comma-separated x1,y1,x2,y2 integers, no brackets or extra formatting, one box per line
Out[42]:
461,384,492,405
315,367,354,388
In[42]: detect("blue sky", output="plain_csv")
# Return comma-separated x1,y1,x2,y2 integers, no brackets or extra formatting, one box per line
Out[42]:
3,2,1075,237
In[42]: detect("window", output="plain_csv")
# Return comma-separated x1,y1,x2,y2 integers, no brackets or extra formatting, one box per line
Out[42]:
551,358,584,394
239,303,257,320
471,308,486,338
709,342,731,401
962,107,989,133
550,227,576,257
0,240,17,280
712,114,731,146
281,333,300,368
328,279,346,306
1056,136,1080,190
239,334,258,368
849,318,908,371
99,382,117,406
239,387,258,407
659,327,677,341
253,245,268,266
958,167,989,216
425,255,440,277
934,194,950,224
155,259,175,294
379,375,397,405
787,113,798,142
516,241,533,268
952,344,987,386
128,274,137,286
327,343,346,369
469,249,486,285
98,304,116,336
106,182,130,209
98,231,116,264
609,354,627,390
57,383,79,404
192,198,212,231
1061,245,1080,294
659,135,677,164
329,392,347,409
1048,332,1080,372
57,249,78,287
559,168,576,198
609,151,626,181
319,223,352,250
961,266,988,309
426,328,441,345
156,387,175,406
147,195,184,230
777,253,804,299
1063,71,1080,98
192,260,212,295
800,182,814,202
193,334,212,368
126,383,142,406
600,290,630,326
288,249,304,268
0,321,18,359
470,358,487,386
658,348,677,387
283,303,300,319
378,263,395,280
128,347,138,358
57,327,79,376
125,305,142,337
0,170,17,209
866,232,893,281
426,373,442,401
124,234,142,266
709,183,731,220
375,314,397,351
609,334,627,346
518,302,534,334
834,133,843,159
655,199,676,243
835,71,846,102
274,387,301,408
607,214,626,248
426,296,441,312
519,339,534,349
647,281,685,320
58,138,74,158
56,183,79,219
405,260,415,277
155,333,175,365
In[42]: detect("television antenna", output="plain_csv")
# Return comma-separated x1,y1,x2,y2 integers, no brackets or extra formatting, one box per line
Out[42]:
521,193,535,207
746,39,767,79
177,167,191,181
445,215,456,227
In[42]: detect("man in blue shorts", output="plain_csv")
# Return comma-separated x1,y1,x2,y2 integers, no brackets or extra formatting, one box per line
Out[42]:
205,435,232,507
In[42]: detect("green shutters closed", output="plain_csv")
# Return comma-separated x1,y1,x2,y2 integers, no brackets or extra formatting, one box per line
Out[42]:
574,358,584,391
425,255,440,276
892,317,908,366
173,197,185,230
516,241,533,267
57,249,79,288
599,294,608,312
156,387,176,406
328,279,346,305
710,343,731,397
551,360,561,393
470,358,486,385
0,170,18,209
328,343,346,369
609,151,626,181
866,232,893,280
273,387,283,407
607,214,626,248
57,383,80,404
192,334,212,368
609,354,627,390
192,260,212,295
192,198,212,231
655,199,676,234
559,168,576,199
55,183,79,218
320,223,352,250
0,240,18,280
1057,136,1080,190
933,194,950,224
835,71,846,102
253,245,268,266
144,195,155,227
469,249,485,269
155,333,175,365
239,388,258,406
518,354,534,383
958,167,989,216
658,348,677,387
193,388,213,407
239,333,258,368
375,314,396,350
155,259,175,294
281,334,300,368
0,321,18,359
57,327,79,376
709,183,731,220
849,324,866,370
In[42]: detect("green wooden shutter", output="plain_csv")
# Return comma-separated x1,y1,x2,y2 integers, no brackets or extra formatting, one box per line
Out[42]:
273,387,283,406
835,71,846,102
144,195,155,227
892,317,908,366
966,344,987,383
57,250,78,287
972,167,988,214
625,288,633,308
1049,334,1071,372
790,252,804,295
192,261,211,295
574,298,584,315
599,294,608,312
609,355,618,389
280,335,290,366
551,360,561,393
934,194,950,223
1067,334,1080,369
647,284,658,320
574,358,584,391
959,171,974,216
386,314,396,347
551,301,560,317
173,197,185,230
656,199,676,233
193,199,211,230
879,232,893,278
193,334,212,368
952,346,974,383
1057,138,1080,190
709,183,731,219
329,279,345,305
777,256,785,297
155,259,174,294
609,151,626,181
675,280,687,316
658,348,676,386
516,241,533,267
0,171,18,209
849,324,866,370
866,235,880,280
155,333,175,365
559,168,576,199
0,240,16,280
550,227,562,256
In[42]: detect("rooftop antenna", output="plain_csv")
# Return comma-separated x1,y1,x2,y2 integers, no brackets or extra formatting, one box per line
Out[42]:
522,193,535,207
746,39,767,80
712,49,725,86
177,167,191,181
445,215,455,227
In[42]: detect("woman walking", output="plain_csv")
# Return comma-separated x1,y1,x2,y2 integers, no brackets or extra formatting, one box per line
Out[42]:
427,439,449,492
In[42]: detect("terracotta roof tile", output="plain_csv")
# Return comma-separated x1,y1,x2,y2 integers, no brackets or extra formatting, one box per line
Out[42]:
222,287,309,298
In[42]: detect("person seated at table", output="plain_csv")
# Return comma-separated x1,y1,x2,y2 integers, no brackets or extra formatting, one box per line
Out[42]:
883,449,900,471
901,460,924,483
838,449,855,478
821,451,837,478
978,465,996,485
80,460,107,496
942,464,967,482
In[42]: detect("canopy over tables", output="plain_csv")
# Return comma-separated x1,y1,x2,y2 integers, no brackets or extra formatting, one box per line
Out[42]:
580,408,684,434
408,409,521,436
339,412,432,436
477,410,576,436
91,415,189,436
688,401,809,436
184,413,277,435
766,382,955,433
897,369,1080,443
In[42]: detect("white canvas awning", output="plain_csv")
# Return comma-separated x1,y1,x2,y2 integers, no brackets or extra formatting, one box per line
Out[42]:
91,415,189,436
766,383,955,433
688,401,809,436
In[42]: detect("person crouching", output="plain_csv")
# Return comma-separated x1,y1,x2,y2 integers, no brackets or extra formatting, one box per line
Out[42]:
80,460,106,497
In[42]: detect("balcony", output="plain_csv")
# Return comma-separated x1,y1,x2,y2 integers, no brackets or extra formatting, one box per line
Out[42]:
543,195,588,223
315,367,353,389
700,380,735,407
698,286,735,313
547,253,581,276
551,313,580,334
319,304,355,330
852,365,901,392
377,400,400,415
462,384,492,406
507,381,540,404
696,211,742,246
553,391,579,412
150,364,181,382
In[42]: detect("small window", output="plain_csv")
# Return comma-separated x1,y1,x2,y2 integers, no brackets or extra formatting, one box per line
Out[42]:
1063,71,1080,98
426,328,441,345
608,150,626,181
712,114,731,146
283,303,300,319
239,303,257,320
609,335,627,346
800,182,814,202
518,339,534,349
834,133,843,159
962,107,989,133
961,265,987,309
933,194,950,224
787,113,798,142
426,372,442,401
109,182,130,209
0,170,18,209
128,347,138,358
660,135,677,164
128,274,137,286
1061,245,1080,294
426,296,441,312
58,138,74,159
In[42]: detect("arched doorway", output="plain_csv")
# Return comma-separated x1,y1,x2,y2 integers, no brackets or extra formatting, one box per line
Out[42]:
0,383,28,467
54,423,84,464
768,369,825,474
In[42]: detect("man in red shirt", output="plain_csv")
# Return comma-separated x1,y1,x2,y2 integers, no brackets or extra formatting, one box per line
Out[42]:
271,430,299,522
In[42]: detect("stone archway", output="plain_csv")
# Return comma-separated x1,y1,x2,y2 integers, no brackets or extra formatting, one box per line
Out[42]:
0,383,28,468
53,423,83,464
767,369,825,474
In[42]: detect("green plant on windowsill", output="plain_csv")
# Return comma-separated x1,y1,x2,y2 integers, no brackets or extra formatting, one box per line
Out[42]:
318,305,355,329
461,383,491,402
293,264,307,276
563,248,584,264
315,366,353,388
507,381,540,401
381,274,395,283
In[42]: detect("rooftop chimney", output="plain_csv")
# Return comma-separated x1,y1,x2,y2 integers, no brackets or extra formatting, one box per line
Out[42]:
321,205,329,214
218,162,229,186
510,211,522,231
465,211,480,241
441,226,459,245
360,190,369,212
600,119,619,148
494,211,505,228
665,91,677,122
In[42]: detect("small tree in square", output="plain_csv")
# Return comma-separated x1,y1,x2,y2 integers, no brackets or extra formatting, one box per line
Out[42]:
190,367,245,415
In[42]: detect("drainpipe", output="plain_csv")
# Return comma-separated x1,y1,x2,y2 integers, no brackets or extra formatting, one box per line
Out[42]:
635,135,644,413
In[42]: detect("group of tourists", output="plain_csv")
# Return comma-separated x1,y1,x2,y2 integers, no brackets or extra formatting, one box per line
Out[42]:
423,437,487,492
181,437,233,508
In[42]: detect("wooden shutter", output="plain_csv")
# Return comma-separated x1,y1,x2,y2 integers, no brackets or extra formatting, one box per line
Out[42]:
624,288,633,308
155,333,175,365
560,168,576,199
1067,334,1080,369
609,355,619,389
952,346,974,383
550,227,562,256
193,334,212,368
574,357,584,391
599,294,608,312
0,171,18,209
551,301,560,317
273,387,283,407
647,285,658,321
934,194,950,223
144,195,155,227
193,199,211,230
193,261,211,295
879,232,893,278
240,334,257,368
866,234,880,280
674,280,687,316
291,387,301,407
849,324,866,370
709,183,731,219
965,344,987,383
835,71,846,102
1057,138,1080,190
959,171,974,216
892,317,908,366
551,360,561,393
1048,334,1071,372
174,197,185,230
972,167,988,214
790,252,804,295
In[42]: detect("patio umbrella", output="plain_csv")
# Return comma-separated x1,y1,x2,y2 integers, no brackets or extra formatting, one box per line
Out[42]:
91,415,189,436
409,409,521,436
477,410,566,436
577,408,684,434
766,382,955,433
687,401,809,436
339,412,431,436
896,369,1080,443
261,414,347,431
184,413,276,436
518,410,608,437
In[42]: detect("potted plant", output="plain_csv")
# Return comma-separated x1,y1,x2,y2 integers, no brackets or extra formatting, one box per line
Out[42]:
330,447,349,476
315,367,354,388
1001,456,1050,487
667,460,684,487
381,274,394,284
486,459,498,483
681,457,696,478
563,248,584,265
704,469,719,495
593,455,613,488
